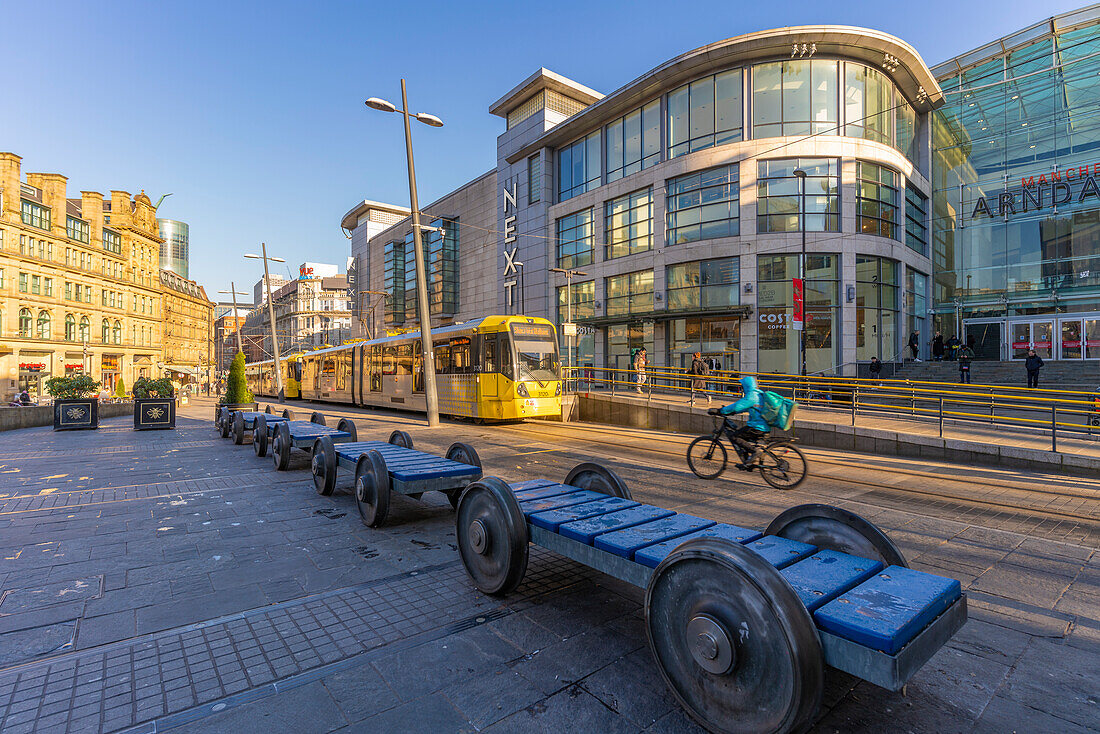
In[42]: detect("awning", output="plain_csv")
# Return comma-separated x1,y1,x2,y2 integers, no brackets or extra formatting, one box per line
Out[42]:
163,364,201,375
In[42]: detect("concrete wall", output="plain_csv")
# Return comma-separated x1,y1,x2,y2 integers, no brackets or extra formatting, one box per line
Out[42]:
0,401,135,431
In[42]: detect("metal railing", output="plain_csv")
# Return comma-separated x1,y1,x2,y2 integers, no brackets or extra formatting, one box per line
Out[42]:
562,365,1100,452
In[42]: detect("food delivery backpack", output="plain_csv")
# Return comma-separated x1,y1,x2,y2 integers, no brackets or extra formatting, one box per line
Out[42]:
759,390,797,431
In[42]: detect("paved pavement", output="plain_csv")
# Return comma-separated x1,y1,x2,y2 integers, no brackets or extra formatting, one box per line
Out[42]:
0,397,1096,733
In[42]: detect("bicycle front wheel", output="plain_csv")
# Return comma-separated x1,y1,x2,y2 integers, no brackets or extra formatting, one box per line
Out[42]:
687,435,728,480
759,443,807,490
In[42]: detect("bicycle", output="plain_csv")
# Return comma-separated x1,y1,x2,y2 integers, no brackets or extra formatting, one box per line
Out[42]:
686,408,808,489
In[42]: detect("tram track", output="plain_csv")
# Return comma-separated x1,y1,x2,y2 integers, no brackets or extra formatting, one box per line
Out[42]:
498,422,1100,526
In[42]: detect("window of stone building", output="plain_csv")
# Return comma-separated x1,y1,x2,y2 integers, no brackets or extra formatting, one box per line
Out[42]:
666,164,740,244
21,200,50,231
606,100,661,182
556,208,594,269
753,59,838,138
19,308,32,337
856,161,899,239
65,314,76,341
757,158,840,233
36,310,50,339
557,131,601,201
668,69,743,158
605,189,653,259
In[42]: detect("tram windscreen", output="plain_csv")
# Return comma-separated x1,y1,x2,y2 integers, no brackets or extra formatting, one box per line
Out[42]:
510,323,559,386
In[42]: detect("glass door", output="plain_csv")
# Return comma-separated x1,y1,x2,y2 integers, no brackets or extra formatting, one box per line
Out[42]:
1087,319,1100,360
1011,322,1031,359
1060,319,1083,360
1010,320,1055,360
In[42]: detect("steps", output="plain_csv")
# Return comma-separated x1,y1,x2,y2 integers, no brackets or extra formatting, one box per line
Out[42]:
892,359,1100,391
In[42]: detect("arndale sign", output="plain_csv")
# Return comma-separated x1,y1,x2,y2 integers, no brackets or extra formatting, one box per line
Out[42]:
970,162,1100,219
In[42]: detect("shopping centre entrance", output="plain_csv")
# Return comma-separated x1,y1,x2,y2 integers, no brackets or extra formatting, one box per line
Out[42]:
963,314,1100,360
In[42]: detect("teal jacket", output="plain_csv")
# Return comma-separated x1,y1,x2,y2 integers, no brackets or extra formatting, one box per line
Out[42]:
718,375,770,431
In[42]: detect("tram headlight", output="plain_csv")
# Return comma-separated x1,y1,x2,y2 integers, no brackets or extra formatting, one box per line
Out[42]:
555,382,561,396
516,383,530,398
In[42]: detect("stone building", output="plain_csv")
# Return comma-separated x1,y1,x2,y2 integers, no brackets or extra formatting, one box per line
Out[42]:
0,152,165,398
271,269,354,352
159,269,214,386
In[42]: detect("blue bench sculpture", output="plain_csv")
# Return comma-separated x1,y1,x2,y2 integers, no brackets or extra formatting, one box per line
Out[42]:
455,465,966,734
311,431,482,528
214,403,258,438
265,413,358,471
228,411,287,446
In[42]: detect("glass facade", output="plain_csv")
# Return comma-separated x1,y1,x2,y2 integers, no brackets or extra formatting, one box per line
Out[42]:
757,254,840,374
757,158,840,232
905,185,929,255
605,270,654,317
558,132,601,201
556,281,595,366
606,101,661,182
666,257,739,312
856,161,899,239
383,239,404,324
605,189,652,260
855,256,900,361
556,209,594,268
752,60,838,138
668,70,743,158
845,63,894,145
401,217,458,321
933,17,1100,358
157,219,190,279
666,165,739,245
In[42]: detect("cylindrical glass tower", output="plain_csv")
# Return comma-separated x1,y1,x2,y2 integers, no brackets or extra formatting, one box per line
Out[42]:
157,218,189,279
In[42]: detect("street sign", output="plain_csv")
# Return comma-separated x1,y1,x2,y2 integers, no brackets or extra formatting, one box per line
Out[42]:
562,322,577,337
792,278,804,331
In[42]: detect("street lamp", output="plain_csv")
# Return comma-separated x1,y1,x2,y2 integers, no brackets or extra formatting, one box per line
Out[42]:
365,80,444,428
793,168,808,379
244,244,286,402
549,267,588,381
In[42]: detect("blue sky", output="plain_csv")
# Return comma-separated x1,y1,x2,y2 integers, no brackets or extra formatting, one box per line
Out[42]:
2,0,1088,298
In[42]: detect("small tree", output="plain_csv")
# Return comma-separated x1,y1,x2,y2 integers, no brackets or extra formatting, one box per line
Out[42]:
221,352,253,405
45,374,101,400
115,377,127,399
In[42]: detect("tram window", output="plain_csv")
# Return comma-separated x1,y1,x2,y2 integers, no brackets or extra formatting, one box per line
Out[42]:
336,352,348,391
434,341,451,373
481,335,498,373
450,337,472,374
370,346,382,390
293,362,302,383
383,347,397,376
396,344,412,376
413,343,424,392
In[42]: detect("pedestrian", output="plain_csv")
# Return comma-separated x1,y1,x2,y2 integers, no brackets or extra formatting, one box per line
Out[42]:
932,331,945,361
18,389,31,406
958,345,974,383
1025,348,1044,388
633,347,647,394
689,351,711,404
908,331,920,361
98,386,111,402
868,356,883,385
946,335,960,361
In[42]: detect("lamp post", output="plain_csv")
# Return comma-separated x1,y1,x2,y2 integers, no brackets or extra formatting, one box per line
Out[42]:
549,267,588,379
365,81,444,428
793,168,808,378
218,283,248,355
244,245,286,402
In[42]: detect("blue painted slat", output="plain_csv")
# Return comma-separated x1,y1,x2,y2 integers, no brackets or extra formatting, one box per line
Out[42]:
391,465,479,482
518,490,606,516
593,515,716,559
513,483,581,502
529,497,640,531
745,535,817,569
510,479,558,492
633,524,764,569
814,566,962,655
780,551,883,612
558,505,675,545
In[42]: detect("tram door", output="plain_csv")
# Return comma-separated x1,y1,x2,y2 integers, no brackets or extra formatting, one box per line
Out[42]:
480,335,499,398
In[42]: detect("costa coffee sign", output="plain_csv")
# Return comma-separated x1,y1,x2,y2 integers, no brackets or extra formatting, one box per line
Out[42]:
970,161,1100,219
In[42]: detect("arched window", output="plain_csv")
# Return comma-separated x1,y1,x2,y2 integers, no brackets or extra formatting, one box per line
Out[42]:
36,311,51,339
79,316,90,342
65,314,76,341
19,309,32,337
102,318,110,343
113,320,122,345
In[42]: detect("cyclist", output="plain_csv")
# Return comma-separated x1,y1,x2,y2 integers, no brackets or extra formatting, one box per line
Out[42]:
716,375,770,469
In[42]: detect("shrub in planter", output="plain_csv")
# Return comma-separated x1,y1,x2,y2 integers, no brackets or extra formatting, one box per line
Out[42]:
46,375,102,431
133,377,176,430
115,377,127,399
216,352,256,435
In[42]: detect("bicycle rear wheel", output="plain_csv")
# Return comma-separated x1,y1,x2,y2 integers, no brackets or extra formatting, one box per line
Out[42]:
687,436,728,480
759,443,807,490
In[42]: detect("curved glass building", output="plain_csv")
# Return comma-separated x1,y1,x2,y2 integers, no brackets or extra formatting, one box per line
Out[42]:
157,218,189,280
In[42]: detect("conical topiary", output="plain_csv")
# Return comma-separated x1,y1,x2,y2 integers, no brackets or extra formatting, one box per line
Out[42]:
115,377,126,398
223,352,253,405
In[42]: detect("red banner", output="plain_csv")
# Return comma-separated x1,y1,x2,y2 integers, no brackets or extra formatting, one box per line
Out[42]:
792,278,804,330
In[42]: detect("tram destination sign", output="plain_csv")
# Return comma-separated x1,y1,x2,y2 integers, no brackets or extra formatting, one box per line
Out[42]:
970,162,1100,220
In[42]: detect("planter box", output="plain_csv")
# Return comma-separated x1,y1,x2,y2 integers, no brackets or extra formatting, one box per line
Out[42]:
134,398,176,430
53,398,99,431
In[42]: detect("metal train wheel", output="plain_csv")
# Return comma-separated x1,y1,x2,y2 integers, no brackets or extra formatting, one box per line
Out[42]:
337,418,358,442
265,405,274,414
214,406,223,429
310,412,326,426
445,443,482,510
355,450,390,527
232,412,246,445
254,415,269,457
765,504,908,568
282,408,294,420
645,537,823,734
388,430,414,449
563,462,631,499
311,436,338,496
272,423,292,471
455,477,528,595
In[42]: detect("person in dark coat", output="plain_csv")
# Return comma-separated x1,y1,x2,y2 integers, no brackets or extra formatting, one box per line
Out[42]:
1025,349,1044,388
869,356,883,385
908,331,920,361
689,351,711,404
958,345,974,383
946,335,960,361
932,332,945,361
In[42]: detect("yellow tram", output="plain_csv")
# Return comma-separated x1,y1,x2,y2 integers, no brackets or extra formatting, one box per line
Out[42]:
245,352,304,399
246,315,561,421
